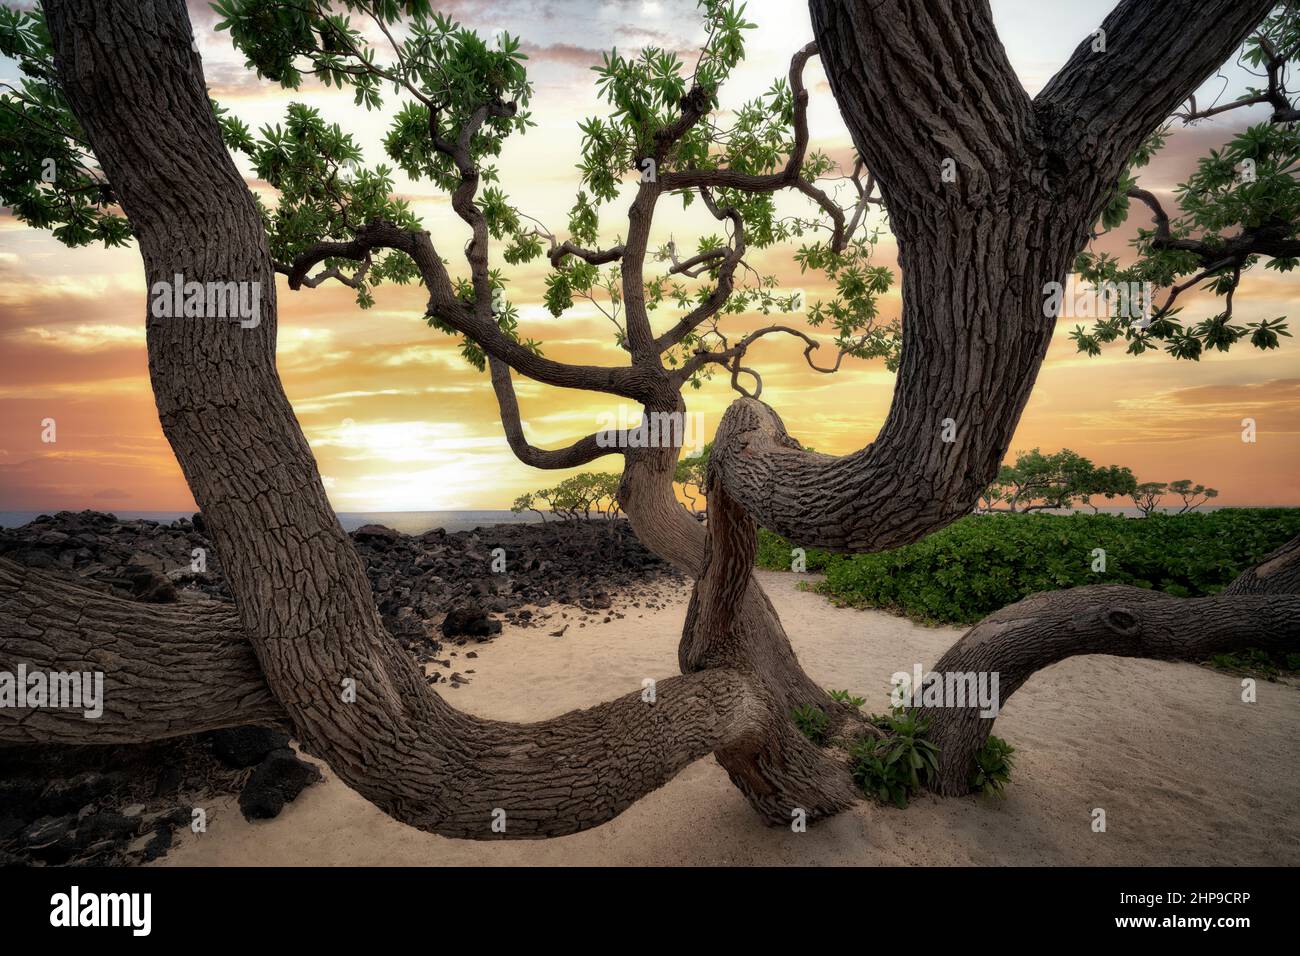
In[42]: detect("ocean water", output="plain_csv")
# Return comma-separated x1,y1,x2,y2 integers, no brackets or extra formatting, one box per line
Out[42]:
0,510,542,535
0,505,1267,534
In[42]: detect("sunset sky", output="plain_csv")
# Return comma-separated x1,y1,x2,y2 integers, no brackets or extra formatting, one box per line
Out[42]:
1,0,1297,513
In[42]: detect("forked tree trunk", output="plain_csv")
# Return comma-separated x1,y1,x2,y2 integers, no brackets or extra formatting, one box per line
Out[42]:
691,0,1294,793
21,0,870,837
25,0,777,839
3,0,1294,839
619,410,863,821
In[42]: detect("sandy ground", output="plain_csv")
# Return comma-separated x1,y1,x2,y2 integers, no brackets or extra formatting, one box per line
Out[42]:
160,570,1300,866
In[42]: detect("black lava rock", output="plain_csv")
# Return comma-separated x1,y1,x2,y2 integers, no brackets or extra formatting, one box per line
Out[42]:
0,814,29,844
21,814,77,853
153,763,184,797
237,749,323,821
353,523,401,545
0,778,43,822
75,811,139,849
141,825,174,862
39,771,126,814
441,604,502,640
207,726,292,769
131,569,178,603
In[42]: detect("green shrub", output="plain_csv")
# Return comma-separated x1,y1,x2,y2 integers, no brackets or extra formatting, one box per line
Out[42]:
791,704,831,744
971,735,1016,798
759,510,1300,625
755,529,833,572
1206,648,1300,680
848,738,913,808
849,709,940,808
827,688,866,708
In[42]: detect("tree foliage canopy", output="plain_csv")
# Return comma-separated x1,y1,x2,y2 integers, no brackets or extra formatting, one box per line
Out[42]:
1071,5,1300,361
0,6,130,246
4,0,1295,404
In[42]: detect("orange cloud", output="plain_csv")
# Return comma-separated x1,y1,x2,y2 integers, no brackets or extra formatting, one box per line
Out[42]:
2,2,1297,515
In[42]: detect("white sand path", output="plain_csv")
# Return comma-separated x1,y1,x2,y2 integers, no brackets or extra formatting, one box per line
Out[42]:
159,570,1300,866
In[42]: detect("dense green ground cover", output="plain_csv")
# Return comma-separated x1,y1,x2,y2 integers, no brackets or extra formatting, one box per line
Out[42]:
756,509,1300,627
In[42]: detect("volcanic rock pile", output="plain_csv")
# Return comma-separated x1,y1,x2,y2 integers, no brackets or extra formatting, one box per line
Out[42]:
0,510,682,655
0,511,685,866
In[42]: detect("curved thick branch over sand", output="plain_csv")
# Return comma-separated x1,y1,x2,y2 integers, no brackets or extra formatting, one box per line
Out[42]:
7,533,1298,815
0,557,285,741
24,0,772,840
4,0,1288,843
705,393,1300,797
0,556,766,838
922,586,1300,795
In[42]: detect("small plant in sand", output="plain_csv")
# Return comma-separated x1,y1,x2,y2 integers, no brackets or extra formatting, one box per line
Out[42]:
792,704,831,745
850,709,941,808
827,689,866,708
970,736,1016,799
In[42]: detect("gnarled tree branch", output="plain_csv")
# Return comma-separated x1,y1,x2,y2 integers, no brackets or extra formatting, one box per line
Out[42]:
487,355,625,470
923,585,1300,796
1037,0,1277,195
283,220,648,399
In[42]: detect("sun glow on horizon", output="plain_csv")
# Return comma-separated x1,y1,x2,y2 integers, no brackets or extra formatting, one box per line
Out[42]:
1,0,1297,512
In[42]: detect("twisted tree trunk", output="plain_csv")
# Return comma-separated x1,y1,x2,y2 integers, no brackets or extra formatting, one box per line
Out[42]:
18,0,861,837
695,0,1292,796
22,0,779,840
619,413,863,822
923,586,1300,796
2,0,1292,842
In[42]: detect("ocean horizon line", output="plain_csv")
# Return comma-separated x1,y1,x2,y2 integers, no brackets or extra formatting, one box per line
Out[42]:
0,508,548,536
3,504,1297,538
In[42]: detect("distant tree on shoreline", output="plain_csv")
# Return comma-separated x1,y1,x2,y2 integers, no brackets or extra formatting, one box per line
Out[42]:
976,450,1222,517
977,449,1137,513
512,472,621,521
1130,479,1220,515
1132,481,1169,516
1078,464,1142,513
1169,479,1221,513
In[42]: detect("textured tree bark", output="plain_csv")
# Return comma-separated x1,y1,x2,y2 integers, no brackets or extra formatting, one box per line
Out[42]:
677,439,864,822
0,557,770,840
700,0,1279,554
0,557,288,742
1222,533,1300,597
5,0,1291,841
9,538,1297,808
924,530,1300,794
617,406,863,823
923,587,1300,796
695,0,1288,807
26,0,773,840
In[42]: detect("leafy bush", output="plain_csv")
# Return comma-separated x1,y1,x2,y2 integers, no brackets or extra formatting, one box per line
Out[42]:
1206,648,1300,680
755,529,833,572
849,709,940,808
759,510,1300,625
791,704,830,744
971,735,1016,798
827,688,866,708
848,738,913,808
